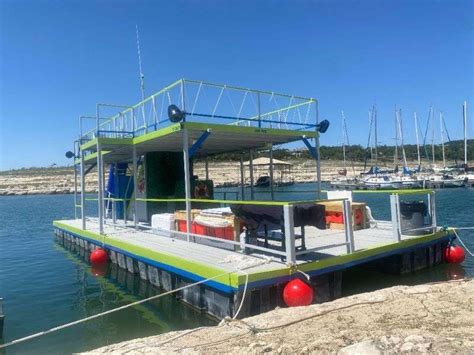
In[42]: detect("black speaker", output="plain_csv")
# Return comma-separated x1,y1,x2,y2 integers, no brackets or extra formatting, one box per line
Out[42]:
316,119,330,133
168,104,185,123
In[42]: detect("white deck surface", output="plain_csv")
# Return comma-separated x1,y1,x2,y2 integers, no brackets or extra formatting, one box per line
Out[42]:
58,218,429,274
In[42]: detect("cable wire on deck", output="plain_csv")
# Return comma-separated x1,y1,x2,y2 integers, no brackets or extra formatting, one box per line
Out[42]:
0,260,269,350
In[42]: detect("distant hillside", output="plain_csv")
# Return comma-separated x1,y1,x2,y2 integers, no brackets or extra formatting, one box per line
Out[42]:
205,139,474,164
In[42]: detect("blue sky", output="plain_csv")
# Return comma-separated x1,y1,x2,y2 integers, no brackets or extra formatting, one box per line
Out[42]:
1,0,473,170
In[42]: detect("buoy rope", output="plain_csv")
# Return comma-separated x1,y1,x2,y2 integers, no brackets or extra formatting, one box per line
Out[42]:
453,229,474,257
0,260,268,349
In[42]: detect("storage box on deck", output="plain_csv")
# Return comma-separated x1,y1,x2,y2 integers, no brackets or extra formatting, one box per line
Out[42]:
174,209,201,233
151,213,175,237
316,201,368,230
193,214,241,241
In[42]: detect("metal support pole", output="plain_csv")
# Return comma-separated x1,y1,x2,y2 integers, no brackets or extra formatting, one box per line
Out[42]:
428,191,437,228
112,199,116,225
269,144,275,200
123,200,127,225
240,154,245,201
73,141,78,219
97,142,104,234
343,200,355,253
283,205,296,265
315,101,322,199
80,147,86,230
249,150,254,200
205,156,209,181
183,129,192,242
390,194,401,241
132,145,138,229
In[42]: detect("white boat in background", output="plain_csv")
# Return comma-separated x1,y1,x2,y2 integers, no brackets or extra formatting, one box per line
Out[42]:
426,174,466,188
362,175,404,190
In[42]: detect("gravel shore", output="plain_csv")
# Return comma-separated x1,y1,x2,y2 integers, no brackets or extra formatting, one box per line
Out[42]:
84,279,474,354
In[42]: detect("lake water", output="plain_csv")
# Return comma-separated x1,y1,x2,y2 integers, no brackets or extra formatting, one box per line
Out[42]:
0,185,473,354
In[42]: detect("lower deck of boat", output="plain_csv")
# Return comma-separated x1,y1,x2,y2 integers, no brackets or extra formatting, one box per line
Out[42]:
53,218,452,293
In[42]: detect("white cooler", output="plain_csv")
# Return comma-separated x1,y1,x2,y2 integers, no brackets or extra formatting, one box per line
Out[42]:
151,213,175,237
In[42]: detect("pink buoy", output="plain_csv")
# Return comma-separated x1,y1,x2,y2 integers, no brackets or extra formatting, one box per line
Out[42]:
90,248,108,265
283,278,314,307
444,245,465,264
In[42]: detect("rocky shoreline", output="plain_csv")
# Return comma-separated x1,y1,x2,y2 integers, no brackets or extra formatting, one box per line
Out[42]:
84,279,474,354
0,160,369,196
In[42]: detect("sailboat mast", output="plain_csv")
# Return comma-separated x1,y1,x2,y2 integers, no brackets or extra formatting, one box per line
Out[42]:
464,101,468,165
431,106,435,166
373,105,378,165
414,112,421,167
398,109,407,167
440,112,446,167
341,111,346,168
394,107,398,166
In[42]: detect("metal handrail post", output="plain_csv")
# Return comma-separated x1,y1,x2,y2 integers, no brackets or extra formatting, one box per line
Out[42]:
80,146,86,230
181,79,186,122
428,191,437,228
269,144,275,200
183,128,192,242
343,200,355,253
249,150,254,200
240,154,245,200
132,144,138,229
283,205,296,265
390,194,401,241
73,141,78,219
315,100,322,199
97,142,104,234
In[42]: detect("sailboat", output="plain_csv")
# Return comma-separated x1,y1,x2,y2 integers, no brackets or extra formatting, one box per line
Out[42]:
426,110,466,188
360,106,404,189
329,111,362,189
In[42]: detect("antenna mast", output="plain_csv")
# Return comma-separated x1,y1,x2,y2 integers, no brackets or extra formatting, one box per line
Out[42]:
136,24,146,101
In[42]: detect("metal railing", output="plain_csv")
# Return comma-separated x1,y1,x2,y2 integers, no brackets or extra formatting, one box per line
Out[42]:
79,79,318,144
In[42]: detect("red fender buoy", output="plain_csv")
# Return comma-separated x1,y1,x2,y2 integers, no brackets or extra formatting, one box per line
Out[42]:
444,245,465,264
283,278,314,307
90,248,108,265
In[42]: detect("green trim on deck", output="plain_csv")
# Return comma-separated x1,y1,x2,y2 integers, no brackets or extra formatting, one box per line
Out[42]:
81,137,133,151
182,122,318,138
53,220,239,288
82,150,111,163
132,123,182,144
54,220,450,291
236,229,451,285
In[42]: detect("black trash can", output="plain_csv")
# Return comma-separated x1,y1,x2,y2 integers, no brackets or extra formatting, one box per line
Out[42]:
399,201,427,234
